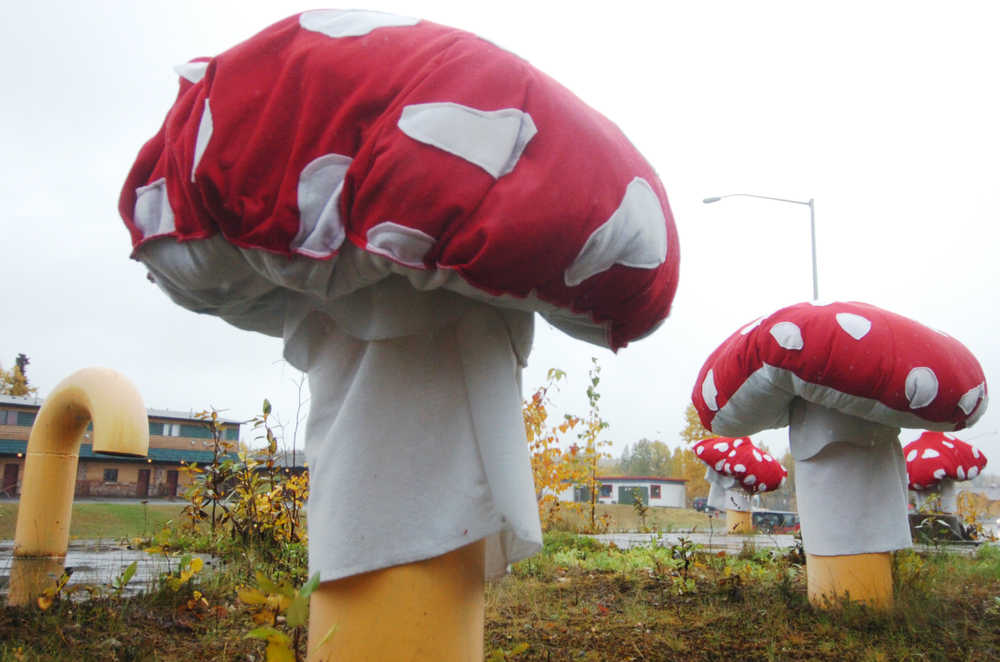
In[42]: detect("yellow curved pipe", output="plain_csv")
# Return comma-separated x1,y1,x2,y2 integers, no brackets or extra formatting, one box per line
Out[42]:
308,539,485,661
8,367,148,606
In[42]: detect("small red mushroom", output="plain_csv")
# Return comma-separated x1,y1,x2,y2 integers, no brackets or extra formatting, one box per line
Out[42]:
693,436,787,532
691,301,988,607
905,431,988,512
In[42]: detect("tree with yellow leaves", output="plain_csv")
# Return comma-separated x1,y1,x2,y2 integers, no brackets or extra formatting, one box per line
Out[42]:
0,354,36,396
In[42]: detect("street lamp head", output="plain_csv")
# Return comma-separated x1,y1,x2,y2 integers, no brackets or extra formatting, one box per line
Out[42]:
702,196,722,204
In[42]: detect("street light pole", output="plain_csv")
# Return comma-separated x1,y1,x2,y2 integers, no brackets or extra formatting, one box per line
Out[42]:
703,193,818,300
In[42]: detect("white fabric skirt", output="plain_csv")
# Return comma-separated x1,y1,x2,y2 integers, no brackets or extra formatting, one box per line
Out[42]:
137,236,543,581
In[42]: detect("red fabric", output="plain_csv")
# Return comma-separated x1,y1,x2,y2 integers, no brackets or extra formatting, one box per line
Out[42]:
693,436,787,494
904,431,988,490
692,301,988,433
119,12,679,350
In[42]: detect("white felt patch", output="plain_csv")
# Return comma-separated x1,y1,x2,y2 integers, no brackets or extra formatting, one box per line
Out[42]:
933,468,947,479
564,178,668,286
956,466,966,479
191,99,212,182
133,178,176,238
752,450,762,462
835,312,872,340
905,366,939,409
702,370,719,412
734,463,746,473
969,465,979,478
744,474,757,485
906,449,918,462
366,222,436,268
293,153,352,257
958,383,985,415
769,321,804,350
174,61,209,84
397,102,536,179
299,9,419,37
922,448,941,459
713,441,730,453
739,318,763,335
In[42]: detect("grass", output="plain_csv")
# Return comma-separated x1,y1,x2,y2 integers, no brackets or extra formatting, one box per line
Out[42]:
0,502,186,541
2,523,998,661
546,503,719,534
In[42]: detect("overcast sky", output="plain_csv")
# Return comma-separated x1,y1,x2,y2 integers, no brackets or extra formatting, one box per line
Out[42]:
2,1,998,466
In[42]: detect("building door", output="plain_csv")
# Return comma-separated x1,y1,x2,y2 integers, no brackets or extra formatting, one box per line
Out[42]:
2,463,18,497
137,469,150,498
618,486,649,506
166,470,179,498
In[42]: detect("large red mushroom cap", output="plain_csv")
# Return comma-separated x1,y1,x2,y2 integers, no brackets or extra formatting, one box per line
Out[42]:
692,301,988,436
693,436,787,495
119,9,679,351
905,431,988,490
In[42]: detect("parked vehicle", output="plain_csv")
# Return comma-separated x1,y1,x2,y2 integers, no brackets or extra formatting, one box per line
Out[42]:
752,510,800,534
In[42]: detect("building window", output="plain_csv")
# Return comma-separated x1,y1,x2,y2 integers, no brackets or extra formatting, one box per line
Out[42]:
103,469,119,483
599,484,612,497
16,411,36,427
149,422,164,435
3,410,17,425
224,426,240,441
650,485,662,499
179,424,213,439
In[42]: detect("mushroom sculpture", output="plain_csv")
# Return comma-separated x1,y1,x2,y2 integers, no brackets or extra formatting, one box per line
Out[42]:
119,10,679,660
905,431,987,514
691,301,987,608
694,436,787,533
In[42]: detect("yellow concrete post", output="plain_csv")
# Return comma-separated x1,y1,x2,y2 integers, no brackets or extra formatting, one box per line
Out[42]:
805,552,893,609
7,367,148,607
726,509,752,534
307,539,486,661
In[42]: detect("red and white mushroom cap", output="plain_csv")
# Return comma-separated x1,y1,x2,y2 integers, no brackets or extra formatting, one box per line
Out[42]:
693,436,787,494
904,431,988,490
692,302,988,436
119,10,680,350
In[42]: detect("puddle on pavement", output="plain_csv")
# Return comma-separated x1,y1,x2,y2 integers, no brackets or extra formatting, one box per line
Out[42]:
0,540,217,600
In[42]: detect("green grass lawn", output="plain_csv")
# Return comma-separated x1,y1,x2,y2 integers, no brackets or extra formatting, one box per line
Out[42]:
0,502,186,541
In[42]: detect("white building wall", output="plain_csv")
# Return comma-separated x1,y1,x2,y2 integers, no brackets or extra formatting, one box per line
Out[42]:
552,480,686,508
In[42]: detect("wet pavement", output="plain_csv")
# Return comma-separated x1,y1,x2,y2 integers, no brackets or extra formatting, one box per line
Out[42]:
0,540,216,600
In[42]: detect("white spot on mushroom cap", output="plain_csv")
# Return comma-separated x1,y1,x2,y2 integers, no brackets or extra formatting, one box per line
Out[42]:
758,483,767,491
763,454,773,462
740,318,763,335
921,448,941,459
174,61,209,84
942,440,955,449
293,152,352,257
713,442,730,453
714,459,725,472
564,177,668,286
969,466,980,478
744,474,757,485
957,466,966,479
958,384,986,416
734,464,746,473
695,445,704,455
933,468,946,479
702,370,719,412
769,321,803,350
905,367,939,409
133,178,176,238
299,9,420,37
398,102,537,180
972,446,981,459
752,450,762,462
191,99,212,183
366,222,436,268
906,449,918,462
835,312,872,340
733,438,744,447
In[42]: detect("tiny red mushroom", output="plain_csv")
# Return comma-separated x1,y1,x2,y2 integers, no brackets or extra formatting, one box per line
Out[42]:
119,10,680,657
691,301,988,608
694,436,787,532
905,431,988,512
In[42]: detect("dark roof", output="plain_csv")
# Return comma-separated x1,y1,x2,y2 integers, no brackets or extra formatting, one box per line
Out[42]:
0,440,236,464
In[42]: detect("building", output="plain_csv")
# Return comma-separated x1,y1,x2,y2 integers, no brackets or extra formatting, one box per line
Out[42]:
0,393,241,500
557,475,687,509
